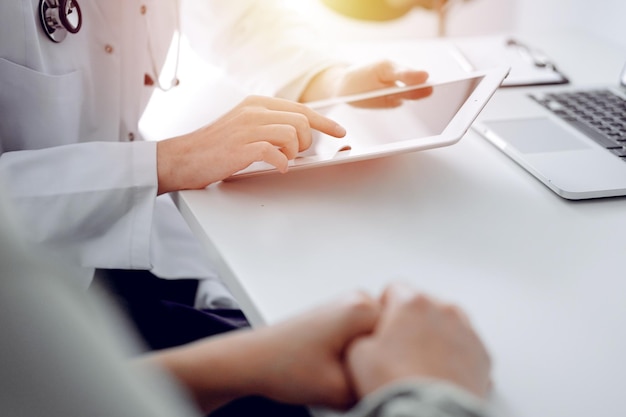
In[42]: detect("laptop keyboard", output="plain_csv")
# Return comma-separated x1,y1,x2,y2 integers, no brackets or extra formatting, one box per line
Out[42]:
530,89,626,160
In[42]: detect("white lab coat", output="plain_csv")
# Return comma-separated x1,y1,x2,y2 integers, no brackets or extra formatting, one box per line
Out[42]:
0,0,336,299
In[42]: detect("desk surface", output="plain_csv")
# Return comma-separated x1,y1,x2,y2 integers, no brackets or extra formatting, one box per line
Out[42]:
169,32,626,417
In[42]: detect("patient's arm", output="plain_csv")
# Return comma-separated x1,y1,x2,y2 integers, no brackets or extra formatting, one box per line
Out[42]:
139,291,379,413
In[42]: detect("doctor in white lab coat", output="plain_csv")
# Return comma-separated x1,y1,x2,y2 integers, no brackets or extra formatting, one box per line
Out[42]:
0,0,429,307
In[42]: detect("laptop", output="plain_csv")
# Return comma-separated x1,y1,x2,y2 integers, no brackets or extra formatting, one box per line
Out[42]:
229,66,509,179
473,61,626,200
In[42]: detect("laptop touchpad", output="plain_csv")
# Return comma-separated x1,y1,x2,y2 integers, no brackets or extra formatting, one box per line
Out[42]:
483,118,590,154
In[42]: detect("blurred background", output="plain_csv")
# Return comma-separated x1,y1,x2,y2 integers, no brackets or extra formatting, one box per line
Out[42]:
140,0,626,141
288,0,625,48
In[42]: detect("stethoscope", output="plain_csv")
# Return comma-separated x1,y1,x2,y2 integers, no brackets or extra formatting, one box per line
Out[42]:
38,0,180,91
39,0,82,43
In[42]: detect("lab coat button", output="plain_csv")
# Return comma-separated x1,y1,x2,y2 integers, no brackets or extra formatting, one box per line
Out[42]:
128,132,135,142
140,5,147,15
144,73,154,86
104,44,114,54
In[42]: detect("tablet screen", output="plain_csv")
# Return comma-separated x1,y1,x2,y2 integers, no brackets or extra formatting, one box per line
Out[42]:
301,75,484,157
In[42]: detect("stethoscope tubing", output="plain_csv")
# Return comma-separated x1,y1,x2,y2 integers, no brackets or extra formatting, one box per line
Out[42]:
37,0,180,91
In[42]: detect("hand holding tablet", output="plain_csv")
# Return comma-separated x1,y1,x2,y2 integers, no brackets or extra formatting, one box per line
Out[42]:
229,67,509,180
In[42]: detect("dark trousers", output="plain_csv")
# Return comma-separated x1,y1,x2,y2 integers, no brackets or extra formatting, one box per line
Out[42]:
92,269,310,417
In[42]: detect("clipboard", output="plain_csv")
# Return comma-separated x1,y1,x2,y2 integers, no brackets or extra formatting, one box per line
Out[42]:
452,35,569,88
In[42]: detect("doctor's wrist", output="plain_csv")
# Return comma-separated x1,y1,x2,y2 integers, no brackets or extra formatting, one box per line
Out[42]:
156,137,191,195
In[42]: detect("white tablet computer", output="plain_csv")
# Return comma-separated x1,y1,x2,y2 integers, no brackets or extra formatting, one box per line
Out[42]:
229,66,509,179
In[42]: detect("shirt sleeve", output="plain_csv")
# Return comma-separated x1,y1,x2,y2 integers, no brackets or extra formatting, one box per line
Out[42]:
0,140,158,270
0,193,201,417
181,0,343,101
336,380,491,417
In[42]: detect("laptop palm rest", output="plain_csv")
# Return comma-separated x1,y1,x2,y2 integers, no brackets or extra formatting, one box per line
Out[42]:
483,118,589,153
480,118,626,199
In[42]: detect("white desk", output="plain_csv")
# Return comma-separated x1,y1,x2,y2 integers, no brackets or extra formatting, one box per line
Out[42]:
165,32,626,417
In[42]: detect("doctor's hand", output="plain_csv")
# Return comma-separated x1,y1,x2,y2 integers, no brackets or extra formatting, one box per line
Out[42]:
144,291,380,413
300,60,432,108
156,95,346,194
346,283,492,400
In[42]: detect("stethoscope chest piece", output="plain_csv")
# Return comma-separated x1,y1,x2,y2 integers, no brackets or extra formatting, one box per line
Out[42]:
39,0,82,43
